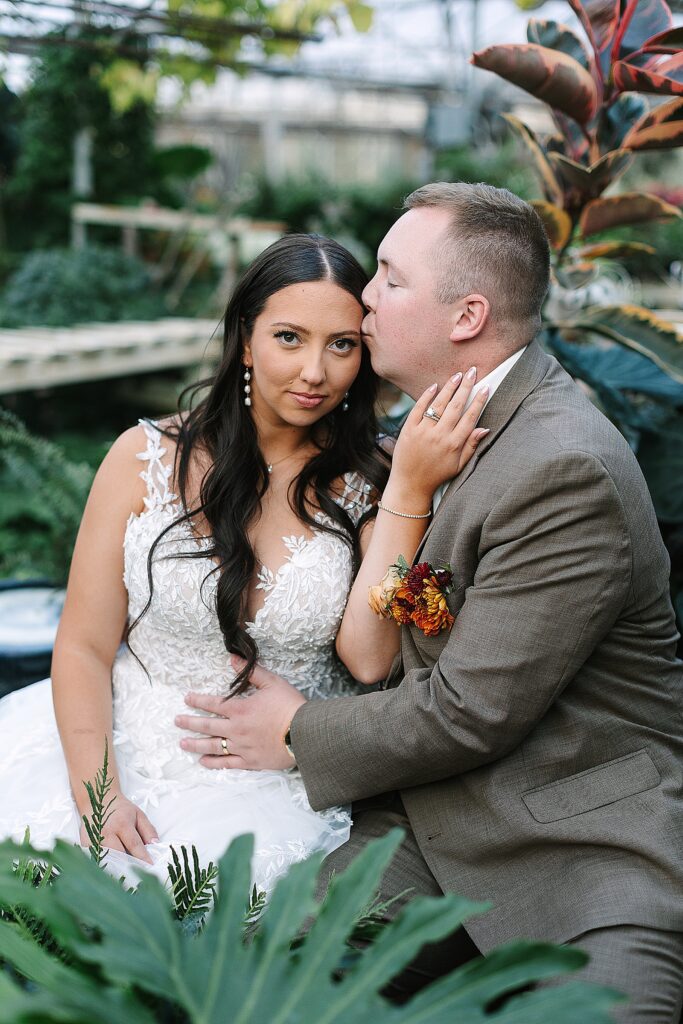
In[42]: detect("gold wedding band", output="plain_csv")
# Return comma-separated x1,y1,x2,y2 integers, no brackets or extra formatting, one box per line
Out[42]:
221,738,229,754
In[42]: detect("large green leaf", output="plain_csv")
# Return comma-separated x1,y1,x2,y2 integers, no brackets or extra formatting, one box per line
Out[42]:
579,192,682,235
0,920,155,1024
471,44,599,124
545,332,681,448
556,305,683,381
406,943,620,1023
0,830,621,1024
37,840,185,1000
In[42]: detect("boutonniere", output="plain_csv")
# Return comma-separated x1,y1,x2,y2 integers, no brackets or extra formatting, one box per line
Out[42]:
368,555,455,637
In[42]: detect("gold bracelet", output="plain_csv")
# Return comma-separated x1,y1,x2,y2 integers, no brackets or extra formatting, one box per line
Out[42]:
377,500,432,520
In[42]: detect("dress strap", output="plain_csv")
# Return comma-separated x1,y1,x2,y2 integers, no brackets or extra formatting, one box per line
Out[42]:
136,419,178,513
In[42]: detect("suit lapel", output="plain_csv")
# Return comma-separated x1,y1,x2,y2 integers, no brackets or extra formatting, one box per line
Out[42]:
414,340,552,560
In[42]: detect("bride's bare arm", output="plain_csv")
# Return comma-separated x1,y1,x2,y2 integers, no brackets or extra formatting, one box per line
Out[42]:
336,374,490,684
51,425,158,860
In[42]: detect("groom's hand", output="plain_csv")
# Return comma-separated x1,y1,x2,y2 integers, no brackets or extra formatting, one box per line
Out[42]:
176,657,306,771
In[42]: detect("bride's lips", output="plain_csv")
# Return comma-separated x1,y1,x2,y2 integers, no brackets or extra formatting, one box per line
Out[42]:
289,392,326,409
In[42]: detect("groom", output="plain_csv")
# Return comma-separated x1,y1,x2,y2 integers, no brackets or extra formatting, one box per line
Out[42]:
178,183,683,1020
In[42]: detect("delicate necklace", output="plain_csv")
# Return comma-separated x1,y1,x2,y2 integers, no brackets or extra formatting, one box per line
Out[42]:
264,442,310,474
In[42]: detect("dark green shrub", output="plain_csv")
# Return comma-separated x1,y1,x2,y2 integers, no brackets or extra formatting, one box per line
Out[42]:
0,409,95,583
0,245,166,328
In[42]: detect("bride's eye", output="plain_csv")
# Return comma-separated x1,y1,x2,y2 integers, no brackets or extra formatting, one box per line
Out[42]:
274,330,300,346
329,337,358,353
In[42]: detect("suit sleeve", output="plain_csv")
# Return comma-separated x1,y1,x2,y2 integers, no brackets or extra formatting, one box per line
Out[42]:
291,450,633,810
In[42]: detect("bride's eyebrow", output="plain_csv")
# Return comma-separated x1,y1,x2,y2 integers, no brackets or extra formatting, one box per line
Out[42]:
271,321,361,338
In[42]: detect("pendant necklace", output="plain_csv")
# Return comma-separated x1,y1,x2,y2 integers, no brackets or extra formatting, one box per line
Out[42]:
265,443,310,475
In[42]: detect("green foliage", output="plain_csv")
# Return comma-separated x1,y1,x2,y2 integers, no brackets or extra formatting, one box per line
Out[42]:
0,829,619,1023
471,0,683,640
81,738,116,868
0,246,166,328
0,409,94,583
6,30,160,250
168,845,219,928
434,141,536,200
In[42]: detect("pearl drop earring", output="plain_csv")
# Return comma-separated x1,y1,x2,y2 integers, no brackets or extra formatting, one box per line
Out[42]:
342,392,349,412
243,367,252,407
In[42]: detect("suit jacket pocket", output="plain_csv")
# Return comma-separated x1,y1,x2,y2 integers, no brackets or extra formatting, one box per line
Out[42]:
522,749,661,823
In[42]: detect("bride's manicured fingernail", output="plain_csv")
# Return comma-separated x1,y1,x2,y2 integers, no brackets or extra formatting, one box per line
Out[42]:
478,384,490,398
429,382,438,392
466,366,477,381
451,372,462,384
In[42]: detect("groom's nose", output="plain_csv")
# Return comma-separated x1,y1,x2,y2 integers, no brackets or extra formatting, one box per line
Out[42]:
362,275,377,311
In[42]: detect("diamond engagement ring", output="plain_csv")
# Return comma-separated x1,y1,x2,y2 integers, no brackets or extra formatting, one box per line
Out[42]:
221,738,229,754
424,406,441,422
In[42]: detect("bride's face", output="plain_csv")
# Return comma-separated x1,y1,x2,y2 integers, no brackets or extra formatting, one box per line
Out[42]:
243,280,363,429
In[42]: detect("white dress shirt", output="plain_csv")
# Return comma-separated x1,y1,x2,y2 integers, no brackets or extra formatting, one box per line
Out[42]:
433,346,527,512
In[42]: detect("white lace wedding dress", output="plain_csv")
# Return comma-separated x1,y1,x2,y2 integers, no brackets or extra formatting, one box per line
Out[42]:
0,421,373,890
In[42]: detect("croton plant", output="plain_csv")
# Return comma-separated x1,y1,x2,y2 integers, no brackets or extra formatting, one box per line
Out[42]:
472,0,683,641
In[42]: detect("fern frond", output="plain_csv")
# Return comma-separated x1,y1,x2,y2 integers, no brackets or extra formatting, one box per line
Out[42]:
168,845,218,924
244,884,267,928
81,738,116,867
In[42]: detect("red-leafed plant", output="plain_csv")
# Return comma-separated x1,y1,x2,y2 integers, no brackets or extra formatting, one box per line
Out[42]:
472,0,683,645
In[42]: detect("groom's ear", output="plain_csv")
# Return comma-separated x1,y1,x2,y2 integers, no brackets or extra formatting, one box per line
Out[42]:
449,295,490,342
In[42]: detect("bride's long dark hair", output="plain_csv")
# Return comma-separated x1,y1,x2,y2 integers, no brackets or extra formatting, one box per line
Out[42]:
128,233,390,694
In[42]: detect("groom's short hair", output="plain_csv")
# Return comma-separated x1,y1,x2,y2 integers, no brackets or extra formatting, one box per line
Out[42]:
403,182,550,335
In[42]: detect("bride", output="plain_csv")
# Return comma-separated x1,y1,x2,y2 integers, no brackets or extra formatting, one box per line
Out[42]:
0,233,488,891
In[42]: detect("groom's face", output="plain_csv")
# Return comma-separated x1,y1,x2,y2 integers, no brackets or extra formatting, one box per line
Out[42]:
361,207,455,398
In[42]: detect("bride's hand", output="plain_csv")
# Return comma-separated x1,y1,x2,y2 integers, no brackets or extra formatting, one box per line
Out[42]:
79,794,158,863
388,369,490,505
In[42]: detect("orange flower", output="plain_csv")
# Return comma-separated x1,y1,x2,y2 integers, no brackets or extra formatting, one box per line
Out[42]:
412,578,454,636
369,556,455,636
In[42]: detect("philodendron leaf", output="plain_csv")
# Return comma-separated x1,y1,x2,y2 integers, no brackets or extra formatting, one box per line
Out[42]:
41,840,184,1001
406,941,621,1022
471,44,599,124
530,201,573,249
0,920,155,1024
502,114,564,204
561,305,683,382
622,96,683,150
579,192,682,235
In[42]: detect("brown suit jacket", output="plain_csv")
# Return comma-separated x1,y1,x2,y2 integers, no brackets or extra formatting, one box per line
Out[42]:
291,340,683,949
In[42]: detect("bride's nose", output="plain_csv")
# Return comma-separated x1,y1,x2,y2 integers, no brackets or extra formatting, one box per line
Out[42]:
299,352,326,386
